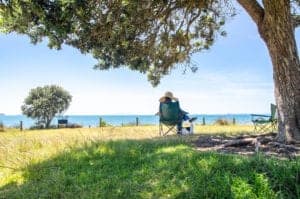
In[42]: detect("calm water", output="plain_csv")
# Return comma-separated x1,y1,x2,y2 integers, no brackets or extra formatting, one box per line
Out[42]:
0,114,253,128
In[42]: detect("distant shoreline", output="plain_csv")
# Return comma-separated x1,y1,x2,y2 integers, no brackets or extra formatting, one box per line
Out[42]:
0,114,255,128
0,113,267,116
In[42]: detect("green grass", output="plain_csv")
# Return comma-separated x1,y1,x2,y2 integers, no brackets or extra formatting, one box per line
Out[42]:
0,126,299,198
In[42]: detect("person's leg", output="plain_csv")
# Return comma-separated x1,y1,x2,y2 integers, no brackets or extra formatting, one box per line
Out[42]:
189,117,197,123
177,121,182,134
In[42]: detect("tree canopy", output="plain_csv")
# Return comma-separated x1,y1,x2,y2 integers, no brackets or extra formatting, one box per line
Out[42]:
21,85,72,128
0,0,233,86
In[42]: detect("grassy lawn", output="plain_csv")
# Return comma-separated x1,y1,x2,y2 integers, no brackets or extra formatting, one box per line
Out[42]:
0,125,299,198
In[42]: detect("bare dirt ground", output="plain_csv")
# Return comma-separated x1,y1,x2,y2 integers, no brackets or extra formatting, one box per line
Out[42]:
194,133,300,159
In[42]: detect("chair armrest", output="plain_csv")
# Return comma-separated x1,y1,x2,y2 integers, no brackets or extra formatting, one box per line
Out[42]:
250,114,271,117
251,114,271,122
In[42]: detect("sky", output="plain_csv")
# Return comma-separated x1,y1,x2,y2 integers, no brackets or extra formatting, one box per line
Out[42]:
0,4,299,115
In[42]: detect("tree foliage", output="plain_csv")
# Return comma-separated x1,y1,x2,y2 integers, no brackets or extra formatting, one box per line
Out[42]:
21,85,72,128
0,0,233,86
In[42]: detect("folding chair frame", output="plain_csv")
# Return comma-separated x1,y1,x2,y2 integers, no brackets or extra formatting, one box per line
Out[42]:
251,104,277,134
159,121,178,136
251,115,277,133
158,101,182,136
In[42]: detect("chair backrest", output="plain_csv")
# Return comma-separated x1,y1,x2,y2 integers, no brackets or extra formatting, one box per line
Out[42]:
270,103,277,120
159,101,181,125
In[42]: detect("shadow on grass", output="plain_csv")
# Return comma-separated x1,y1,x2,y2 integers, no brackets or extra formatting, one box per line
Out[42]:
0,137,299,198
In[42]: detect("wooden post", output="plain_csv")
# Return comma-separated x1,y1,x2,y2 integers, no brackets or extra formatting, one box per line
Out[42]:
0,121,3,132
20,121,23,131
99,117,102,128
136,117,139,126
202,117,206,125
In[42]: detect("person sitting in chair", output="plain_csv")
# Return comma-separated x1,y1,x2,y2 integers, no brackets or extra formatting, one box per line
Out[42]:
158,91,197,134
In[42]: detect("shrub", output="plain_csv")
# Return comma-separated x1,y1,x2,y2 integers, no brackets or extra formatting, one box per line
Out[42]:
30,124,57,130
29,125,43,130
122,122,136,126
99,120,110,127
214,118,230,125
67,123,83,128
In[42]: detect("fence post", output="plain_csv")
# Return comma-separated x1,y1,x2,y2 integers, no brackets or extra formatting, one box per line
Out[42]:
202,117,206,125
20,121,23,131
233,117,236,125
136,117,139,126
0,121,3,132
99,117,102,128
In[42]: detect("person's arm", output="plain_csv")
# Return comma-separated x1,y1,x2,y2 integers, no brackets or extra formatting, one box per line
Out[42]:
155,103,162,116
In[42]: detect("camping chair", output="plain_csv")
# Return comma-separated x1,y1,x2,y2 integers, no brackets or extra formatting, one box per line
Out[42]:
159,101,182,136
251,103,277,133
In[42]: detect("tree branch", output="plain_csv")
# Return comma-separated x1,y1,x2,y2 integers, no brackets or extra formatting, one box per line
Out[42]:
237,0,265,25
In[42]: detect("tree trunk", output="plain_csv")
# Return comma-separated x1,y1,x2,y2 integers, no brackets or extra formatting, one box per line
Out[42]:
45,116,52,129
258,0,300,143
238,0,300,143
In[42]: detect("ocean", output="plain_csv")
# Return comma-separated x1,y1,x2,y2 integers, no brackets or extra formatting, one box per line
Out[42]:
0,114,253,128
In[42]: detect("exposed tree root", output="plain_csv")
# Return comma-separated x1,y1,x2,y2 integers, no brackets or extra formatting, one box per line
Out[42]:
194,133,300,158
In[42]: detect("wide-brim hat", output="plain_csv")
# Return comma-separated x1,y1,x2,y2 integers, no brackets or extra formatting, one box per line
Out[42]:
159,91,178,102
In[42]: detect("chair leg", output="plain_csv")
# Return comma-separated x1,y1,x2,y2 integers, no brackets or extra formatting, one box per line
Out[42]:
163,125,176,136
159,123,163,136
253,123,257,133
159,123,177,136
254,123,275,134
271,121,277,132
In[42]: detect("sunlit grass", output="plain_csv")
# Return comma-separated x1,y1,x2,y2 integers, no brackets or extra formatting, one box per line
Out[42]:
0,125,299,198
0,125,253,171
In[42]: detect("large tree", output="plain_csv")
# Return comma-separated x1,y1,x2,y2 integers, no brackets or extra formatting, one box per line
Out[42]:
21,85,72,128
1,0,299,143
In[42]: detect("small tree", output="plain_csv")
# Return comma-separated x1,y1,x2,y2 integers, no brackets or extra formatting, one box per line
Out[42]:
21,85,72,128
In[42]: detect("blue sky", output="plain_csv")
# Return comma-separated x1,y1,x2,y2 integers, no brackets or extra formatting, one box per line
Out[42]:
0,4,299,115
